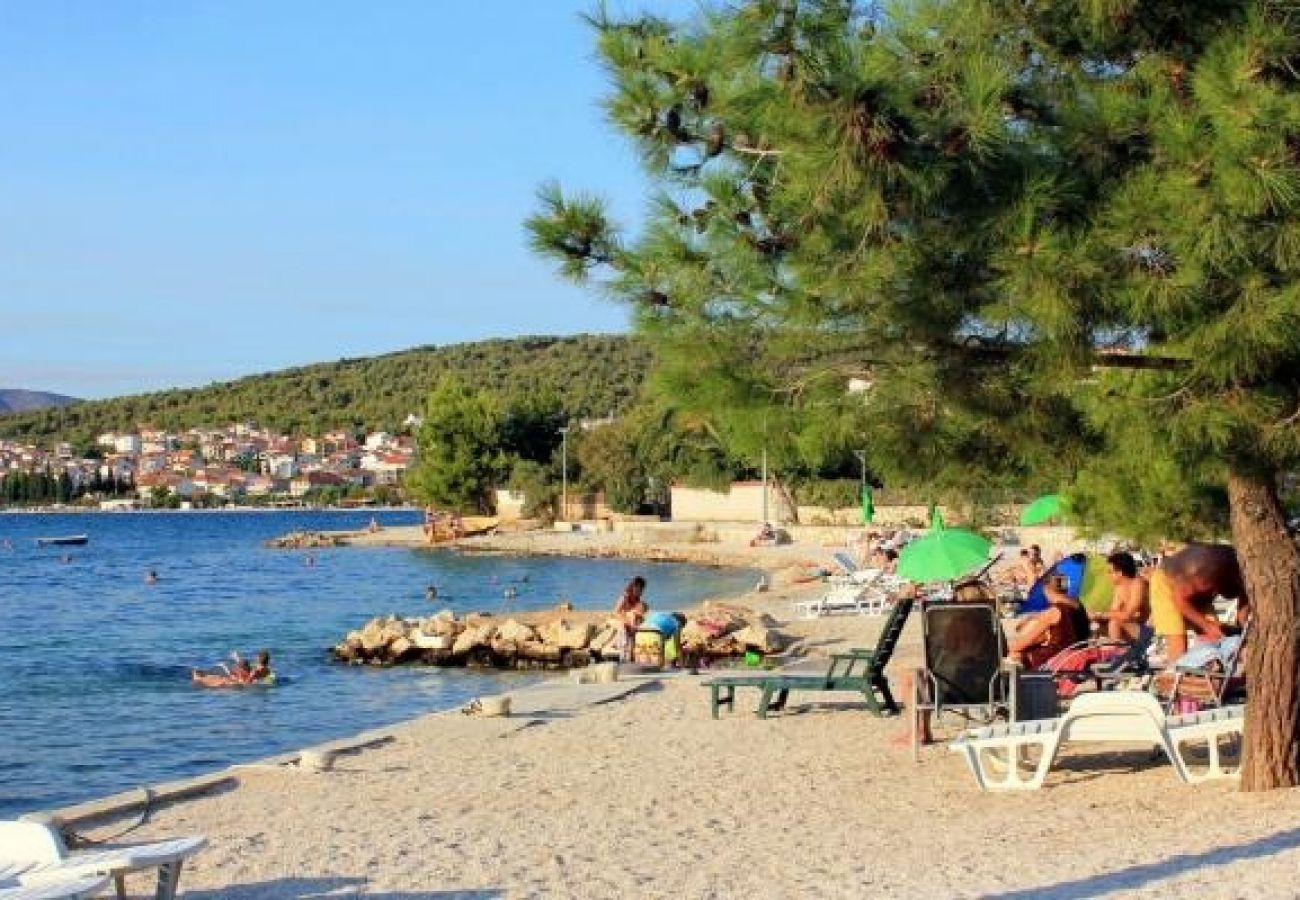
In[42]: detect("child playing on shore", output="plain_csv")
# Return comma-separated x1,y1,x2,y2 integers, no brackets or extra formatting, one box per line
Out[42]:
613,576,648,663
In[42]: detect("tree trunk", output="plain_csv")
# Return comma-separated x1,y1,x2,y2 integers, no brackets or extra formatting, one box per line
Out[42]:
772,477,800,525
1229,468,1300,791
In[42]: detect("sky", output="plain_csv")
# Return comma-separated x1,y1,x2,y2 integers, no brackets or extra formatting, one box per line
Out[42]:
0,1,696,399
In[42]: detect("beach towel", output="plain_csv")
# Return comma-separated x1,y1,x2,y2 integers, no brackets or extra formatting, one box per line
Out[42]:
1040,642,1129,699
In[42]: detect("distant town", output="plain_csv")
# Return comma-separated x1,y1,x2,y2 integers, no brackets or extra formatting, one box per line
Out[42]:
0,420,420,508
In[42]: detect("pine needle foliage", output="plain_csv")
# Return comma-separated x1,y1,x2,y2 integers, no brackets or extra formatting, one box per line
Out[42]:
528,0,1299,527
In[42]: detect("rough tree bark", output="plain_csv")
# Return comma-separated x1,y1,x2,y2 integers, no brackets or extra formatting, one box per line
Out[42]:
1229,469,1300,791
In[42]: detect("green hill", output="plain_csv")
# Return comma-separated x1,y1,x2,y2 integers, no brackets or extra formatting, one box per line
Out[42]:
0,335,651,448
0,389,79,414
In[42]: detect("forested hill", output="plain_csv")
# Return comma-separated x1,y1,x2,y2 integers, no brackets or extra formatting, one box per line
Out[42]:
0,335,651,447
0,389,79,414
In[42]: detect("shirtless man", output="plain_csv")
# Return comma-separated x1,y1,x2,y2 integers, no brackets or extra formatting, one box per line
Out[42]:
1090,551,1150,641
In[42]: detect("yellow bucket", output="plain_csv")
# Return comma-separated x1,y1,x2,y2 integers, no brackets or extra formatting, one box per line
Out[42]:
633,628,665,668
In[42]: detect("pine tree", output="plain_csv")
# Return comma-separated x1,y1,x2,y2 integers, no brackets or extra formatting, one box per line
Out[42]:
405,378,509,513
530,0,1300,788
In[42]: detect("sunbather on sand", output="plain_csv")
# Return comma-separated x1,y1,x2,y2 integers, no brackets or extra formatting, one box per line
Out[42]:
749,522,777,547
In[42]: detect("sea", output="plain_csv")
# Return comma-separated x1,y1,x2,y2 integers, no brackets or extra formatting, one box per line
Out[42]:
0,510,755,816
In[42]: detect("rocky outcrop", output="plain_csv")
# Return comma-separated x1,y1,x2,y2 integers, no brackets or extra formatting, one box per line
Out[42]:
264,531,347,549
331,603,789,670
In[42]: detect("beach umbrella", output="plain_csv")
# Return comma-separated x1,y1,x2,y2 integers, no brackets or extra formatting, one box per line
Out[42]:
896,520,992,584
1020,494,1067,526
861,484,874,524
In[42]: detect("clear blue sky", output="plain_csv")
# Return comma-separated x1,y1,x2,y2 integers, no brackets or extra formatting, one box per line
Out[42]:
0,1,693,399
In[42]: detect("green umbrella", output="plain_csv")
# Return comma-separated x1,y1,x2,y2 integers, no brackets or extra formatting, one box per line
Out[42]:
1020,494,1067,526
896,521,992,584
861,484,874,525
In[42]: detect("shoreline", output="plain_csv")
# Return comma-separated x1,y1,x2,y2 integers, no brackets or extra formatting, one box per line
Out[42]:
27,536,820,824
27,528,1286,896
303,523,838,573
85,604,1300,898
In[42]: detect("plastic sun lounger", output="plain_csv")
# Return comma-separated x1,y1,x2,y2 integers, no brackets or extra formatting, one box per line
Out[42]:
1153,622,1250,713
0,874,110,900
792,583,893,619
0,873,111,900
0,822,207,900
706,597,914,718
949,690,1244,791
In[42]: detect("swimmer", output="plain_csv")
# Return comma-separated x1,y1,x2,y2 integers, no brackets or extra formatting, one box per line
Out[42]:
304,554,316,567
192,650,273,687
503,586,518,599
425,585,439,601
1,539,12,551
145,569,159,584
59,554,72,564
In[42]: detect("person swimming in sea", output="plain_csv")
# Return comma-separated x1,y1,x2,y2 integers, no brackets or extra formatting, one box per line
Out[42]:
145,569,159,584
192,650,273,687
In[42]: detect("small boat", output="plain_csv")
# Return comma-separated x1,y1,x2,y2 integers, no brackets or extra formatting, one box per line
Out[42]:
35,535,89,547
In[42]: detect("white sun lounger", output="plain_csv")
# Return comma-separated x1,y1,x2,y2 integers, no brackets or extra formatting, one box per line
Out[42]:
0,874,109,900
828,553,881,587
950,691,1244,791
792,584,891,618
0,822,206,900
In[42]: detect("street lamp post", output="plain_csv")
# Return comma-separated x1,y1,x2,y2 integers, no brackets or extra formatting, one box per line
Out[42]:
559,426,569,522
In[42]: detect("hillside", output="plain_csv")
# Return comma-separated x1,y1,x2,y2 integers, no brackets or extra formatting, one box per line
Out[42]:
0,389,79,414
0,335,651,447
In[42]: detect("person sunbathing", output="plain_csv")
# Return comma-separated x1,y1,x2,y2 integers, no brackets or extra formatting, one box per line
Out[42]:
749,522,777,547
1007,576,1087,670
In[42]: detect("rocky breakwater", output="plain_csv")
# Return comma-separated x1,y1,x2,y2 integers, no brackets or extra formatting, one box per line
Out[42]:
264,531,348,549
332,603,789,670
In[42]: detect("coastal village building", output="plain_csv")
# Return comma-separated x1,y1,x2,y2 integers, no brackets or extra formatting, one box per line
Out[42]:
0,421,413,507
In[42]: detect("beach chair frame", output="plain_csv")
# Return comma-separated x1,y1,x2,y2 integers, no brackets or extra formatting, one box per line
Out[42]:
706,597,914,719
950,691,1244,790
911,600,1014,759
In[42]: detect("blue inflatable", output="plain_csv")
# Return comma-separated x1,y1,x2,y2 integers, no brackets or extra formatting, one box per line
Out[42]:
1020,553,1088,613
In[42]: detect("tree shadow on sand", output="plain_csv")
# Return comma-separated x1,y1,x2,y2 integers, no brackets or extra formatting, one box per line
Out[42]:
183,876,502,899
981,825,1300,899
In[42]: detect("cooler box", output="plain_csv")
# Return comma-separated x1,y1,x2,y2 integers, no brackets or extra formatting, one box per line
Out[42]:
634,628,665,669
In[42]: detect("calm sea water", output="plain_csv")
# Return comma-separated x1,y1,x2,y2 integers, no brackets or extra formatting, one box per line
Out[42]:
0,511,754,816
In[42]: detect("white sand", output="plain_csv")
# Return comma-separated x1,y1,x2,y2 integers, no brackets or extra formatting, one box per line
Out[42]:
74,543,1300,898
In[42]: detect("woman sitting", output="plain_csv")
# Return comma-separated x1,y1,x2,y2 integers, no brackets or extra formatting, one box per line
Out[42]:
1007,576,1088,670
749,522,778,547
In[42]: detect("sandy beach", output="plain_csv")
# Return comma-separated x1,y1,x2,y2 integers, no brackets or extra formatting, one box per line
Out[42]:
59,534,1300,898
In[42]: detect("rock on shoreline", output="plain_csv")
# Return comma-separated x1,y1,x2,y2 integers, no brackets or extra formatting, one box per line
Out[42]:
264,531,350,549
332,603,788,670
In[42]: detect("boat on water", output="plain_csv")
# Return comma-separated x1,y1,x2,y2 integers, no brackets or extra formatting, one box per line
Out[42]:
35,535,89,547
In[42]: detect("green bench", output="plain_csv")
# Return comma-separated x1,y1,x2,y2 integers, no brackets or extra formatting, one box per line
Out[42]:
705,596,914,719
